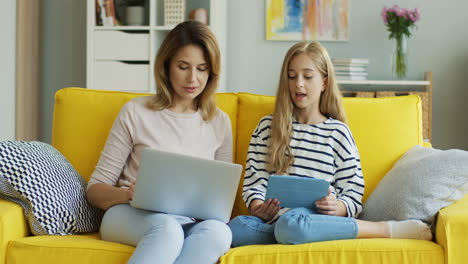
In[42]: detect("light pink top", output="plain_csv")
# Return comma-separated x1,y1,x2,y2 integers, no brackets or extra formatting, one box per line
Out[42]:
87,96,233,189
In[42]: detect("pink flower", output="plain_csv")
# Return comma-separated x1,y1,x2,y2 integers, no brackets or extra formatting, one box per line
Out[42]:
381,6,388,24
381,5,420,39
412,8,421,22
395,7,405,17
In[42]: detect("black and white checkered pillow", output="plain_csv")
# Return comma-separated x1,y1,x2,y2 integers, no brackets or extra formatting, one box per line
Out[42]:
0,141,102,235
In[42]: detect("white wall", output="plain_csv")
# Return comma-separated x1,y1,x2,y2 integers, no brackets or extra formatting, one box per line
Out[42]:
227,0,468,150
0,0,16,140
40,0,86,143
39,1,468,150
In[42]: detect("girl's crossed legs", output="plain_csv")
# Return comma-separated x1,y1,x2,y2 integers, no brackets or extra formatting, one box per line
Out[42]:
229,207,431,247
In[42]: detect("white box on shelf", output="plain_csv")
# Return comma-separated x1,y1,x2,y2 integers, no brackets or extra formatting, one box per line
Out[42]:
94,61,149,92
164,0,185,26
94,31,149,60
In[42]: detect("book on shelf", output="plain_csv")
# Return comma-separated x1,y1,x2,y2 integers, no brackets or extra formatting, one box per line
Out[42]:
96,0,120,26
336,75,368,81
332,58,369,65
336,72,369,77
334,65,367,72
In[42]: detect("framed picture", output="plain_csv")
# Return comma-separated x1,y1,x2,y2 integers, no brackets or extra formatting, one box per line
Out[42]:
266,0,349,41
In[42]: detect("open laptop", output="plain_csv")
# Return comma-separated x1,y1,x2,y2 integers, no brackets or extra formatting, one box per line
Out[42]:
130,148,242,223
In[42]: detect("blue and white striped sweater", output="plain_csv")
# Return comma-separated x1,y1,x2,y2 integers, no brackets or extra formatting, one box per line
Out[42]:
242,115,364,218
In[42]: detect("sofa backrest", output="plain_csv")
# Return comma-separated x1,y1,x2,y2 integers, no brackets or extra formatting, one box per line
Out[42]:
53,88,238,182
232,93,423,216
53,88,423,218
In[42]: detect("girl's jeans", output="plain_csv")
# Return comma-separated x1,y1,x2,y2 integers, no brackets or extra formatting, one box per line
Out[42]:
228,207,358,246
100,204,232,264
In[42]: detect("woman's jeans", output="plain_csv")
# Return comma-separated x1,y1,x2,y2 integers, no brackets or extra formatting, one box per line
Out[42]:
228,207,358,247
100,204,232,264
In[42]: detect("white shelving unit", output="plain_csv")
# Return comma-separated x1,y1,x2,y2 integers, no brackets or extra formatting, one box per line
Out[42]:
86,0,227,93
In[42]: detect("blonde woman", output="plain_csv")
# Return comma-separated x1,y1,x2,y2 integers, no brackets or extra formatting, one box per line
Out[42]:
86,21,232,264
228,41,432,246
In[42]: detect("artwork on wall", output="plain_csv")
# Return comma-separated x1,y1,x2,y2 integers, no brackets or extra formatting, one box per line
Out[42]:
266,0,349,41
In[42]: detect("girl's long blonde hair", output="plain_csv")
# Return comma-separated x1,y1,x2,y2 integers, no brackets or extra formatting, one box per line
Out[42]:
267,41,346,174
147,20,220,121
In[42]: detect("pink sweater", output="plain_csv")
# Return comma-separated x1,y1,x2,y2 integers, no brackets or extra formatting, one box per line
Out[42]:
87,96,233,189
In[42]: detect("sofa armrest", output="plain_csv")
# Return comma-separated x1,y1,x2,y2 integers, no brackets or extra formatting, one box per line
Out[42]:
0,199,29,264
435,194,468,264
422,141,432,147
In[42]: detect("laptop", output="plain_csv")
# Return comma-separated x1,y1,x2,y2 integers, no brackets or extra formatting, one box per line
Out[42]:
265,175,330,209
130,148,243,223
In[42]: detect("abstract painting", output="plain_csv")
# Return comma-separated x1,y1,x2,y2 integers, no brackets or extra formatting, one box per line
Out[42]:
266,0,349,41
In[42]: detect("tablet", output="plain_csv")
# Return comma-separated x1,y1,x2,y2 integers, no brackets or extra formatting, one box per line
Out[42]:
265,175,330,209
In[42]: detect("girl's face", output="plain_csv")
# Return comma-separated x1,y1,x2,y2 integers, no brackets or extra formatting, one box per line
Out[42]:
287,53,326,113
169,44,210,105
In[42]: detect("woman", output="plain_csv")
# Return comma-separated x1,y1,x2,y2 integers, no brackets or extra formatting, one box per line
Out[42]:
86,21,232,264
228,41,432,246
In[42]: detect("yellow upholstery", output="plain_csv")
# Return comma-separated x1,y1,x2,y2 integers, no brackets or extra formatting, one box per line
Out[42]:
221,239,443,264
342,96,423,201
435,195,468,264
0,200,29,263
6,234,133,263
1,87,467,264
233,93,276,217
52,88,238,182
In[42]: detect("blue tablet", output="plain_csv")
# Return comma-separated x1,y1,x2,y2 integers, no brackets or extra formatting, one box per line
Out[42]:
265,175,330,209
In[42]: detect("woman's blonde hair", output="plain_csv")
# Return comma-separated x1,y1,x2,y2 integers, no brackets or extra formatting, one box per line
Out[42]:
147,20,220,121
267,41,346,174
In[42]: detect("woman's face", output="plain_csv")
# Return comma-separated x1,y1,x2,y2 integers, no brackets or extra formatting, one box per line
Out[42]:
169,44,210,105
287,53,325,112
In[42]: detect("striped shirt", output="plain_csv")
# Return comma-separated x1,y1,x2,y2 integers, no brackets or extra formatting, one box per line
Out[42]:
242,115,364,218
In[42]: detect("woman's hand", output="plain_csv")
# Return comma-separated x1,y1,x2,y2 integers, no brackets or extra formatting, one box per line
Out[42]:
87,182,136,211
250,199,281,222
125,181,135,201
315,190,348,216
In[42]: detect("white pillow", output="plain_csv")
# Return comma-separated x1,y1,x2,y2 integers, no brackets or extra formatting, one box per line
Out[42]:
359,145,468,225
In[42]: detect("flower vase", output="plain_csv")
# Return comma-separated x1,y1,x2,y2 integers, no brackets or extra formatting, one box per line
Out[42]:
392,35,408,79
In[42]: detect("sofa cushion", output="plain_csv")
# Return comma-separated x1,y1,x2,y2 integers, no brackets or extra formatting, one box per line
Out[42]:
0,141,102,235
221,239,443,264
53,88,238,182
235,93,276,216
7,235,442,264
53,88,150,182
234,94,423,217
359,145,468,225
6,233,133,264
215,93,239,160
342,95,423,201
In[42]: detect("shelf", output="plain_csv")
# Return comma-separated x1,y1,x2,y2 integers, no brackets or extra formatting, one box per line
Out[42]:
88,0,227,93
338,72,433,142
94,26,174,31
337,80,430,86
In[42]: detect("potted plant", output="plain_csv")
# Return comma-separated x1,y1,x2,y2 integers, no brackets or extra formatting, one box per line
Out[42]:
123,0,145,26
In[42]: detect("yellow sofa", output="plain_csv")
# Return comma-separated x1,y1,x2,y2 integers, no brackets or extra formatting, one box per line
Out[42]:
1,88,467,264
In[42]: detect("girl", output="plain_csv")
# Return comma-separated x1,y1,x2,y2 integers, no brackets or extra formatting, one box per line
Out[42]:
86,21,232,264
228,41,432,246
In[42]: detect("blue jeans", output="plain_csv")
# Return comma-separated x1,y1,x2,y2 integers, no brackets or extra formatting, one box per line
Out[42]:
228,207,358,246
100,204,232,264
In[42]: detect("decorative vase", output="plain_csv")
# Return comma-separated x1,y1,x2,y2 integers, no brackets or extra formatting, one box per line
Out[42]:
189,8,208,25
392,35,408,79
125,6,145,26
